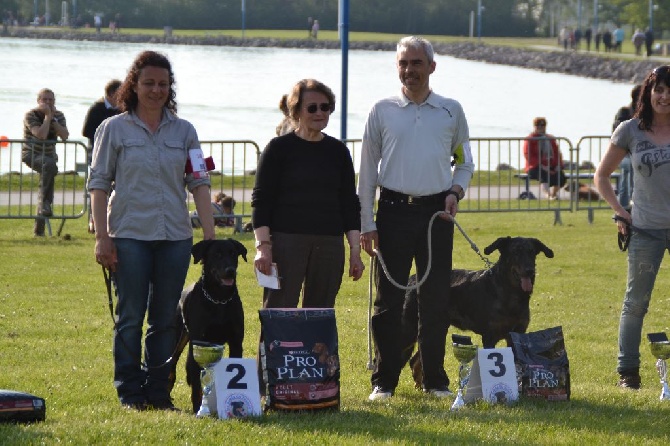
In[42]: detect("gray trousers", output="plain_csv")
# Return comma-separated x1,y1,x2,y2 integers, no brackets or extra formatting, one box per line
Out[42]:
22,151,58,206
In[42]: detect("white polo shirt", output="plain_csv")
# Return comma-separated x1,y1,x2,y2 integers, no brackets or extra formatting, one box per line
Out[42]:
358,90,474,233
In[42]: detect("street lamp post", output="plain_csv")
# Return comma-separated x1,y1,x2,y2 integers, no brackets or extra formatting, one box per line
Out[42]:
477,0,483,40
241,0,246,38
577,0,582,33
339,0,349,140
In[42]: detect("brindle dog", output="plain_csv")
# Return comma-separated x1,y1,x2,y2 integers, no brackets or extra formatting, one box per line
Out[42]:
400,236,554,389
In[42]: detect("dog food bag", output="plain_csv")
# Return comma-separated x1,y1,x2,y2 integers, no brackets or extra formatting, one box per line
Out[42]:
509,326,570,401
259,308,340,411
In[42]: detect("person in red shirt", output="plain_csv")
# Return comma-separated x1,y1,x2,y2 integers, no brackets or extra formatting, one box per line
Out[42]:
523,117,566,200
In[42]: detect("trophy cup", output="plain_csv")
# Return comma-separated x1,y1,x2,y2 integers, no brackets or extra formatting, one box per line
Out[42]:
451,334,478,411
192,341,225,418
648,332,670,401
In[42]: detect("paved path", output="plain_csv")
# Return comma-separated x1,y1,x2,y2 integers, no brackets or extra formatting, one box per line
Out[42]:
0,185,558,208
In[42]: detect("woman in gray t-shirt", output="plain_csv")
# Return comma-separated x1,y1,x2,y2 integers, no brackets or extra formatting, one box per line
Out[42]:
595,65,670,391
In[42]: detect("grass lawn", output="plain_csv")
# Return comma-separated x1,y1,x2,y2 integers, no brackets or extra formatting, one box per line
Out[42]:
1,209,669,444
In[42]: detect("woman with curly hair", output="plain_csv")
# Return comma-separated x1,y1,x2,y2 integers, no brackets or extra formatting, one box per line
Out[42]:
89,50,215,411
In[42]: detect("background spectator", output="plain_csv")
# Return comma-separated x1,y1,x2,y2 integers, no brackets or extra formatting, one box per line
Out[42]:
523,117,566,200
22,88,69,236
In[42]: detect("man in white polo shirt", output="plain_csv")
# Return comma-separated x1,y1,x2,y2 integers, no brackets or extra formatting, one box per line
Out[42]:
358,36,474,401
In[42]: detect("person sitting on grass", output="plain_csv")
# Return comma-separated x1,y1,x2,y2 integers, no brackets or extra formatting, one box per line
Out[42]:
191,192,236,228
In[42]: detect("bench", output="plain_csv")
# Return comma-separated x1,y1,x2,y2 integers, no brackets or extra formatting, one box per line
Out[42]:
215,214,244,234
192,213,244,234
515,171,620,200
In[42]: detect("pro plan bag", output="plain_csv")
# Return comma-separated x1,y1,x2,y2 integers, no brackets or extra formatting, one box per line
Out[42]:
509,326,571,401
259,308,340,411
0,389,46,422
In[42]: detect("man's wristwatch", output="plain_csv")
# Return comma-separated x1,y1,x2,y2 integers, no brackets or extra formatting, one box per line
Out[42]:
255,240,272,249
446,189,464,202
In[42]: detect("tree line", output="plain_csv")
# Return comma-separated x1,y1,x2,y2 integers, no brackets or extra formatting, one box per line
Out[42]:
1,1,667,38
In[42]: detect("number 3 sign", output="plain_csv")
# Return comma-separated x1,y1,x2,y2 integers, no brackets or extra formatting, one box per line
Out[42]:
213,358,263,419
464,347,519,404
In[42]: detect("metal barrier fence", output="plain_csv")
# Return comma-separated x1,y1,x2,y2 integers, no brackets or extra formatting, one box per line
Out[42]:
463,136,619,224
458,137,574,225
0,138,88,235
1,136,619,236
186,140,261,232
572,136,617,222
344,136,619,225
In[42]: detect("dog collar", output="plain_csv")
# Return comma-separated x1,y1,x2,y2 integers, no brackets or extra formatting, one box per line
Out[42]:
201,284,235,305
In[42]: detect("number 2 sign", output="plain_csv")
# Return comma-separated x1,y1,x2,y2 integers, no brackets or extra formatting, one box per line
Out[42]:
464,347,519,404
214,358,263,419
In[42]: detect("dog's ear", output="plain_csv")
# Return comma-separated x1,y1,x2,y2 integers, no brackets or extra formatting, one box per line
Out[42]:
229,238,248,262
484,237,511,255
191,239,215,264
531,238,554,258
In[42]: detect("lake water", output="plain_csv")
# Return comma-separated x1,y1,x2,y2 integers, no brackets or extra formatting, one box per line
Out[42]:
0,37,634,172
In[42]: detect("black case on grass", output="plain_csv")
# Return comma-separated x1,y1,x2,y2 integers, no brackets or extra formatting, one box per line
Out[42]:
0,389,46,422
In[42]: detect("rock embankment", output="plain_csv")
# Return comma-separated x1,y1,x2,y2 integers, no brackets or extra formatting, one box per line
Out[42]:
437,42,658,84
5,28,660,84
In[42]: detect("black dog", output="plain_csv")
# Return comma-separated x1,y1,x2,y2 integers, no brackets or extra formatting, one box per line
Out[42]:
168,238,247,413
400,236,554,389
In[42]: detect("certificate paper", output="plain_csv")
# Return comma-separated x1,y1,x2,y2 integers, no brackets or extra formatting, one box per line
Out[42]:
255,263,280,289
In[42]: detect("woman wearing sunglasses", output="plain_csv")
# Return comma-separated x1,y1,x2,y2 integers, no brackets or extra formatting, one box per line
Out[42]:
595,65,670,390
252,79,364,310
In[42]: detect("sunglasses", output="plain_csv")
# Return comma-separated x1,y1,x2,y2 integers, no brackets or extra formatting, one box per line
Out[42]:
653,65,670,75
306,103,332,113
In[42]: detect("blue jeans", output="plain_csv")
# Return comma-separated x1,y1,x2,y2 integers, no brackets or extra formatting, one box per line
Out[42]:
112,237,192,404
618,156,632,209
618,229,670,373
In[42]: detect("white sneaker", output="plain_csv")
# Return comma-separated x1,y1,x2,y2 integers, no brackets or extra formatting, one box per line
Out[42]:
425,388,453,398
368,386,393,401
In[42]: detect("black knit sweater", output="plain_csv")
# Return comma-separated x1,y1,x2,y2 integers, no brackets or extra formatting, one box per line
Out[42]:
252,132,360,236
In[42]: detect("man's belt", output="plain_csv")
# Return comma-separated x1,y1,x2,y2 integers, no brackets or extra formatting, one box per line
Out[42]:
379,187,447,206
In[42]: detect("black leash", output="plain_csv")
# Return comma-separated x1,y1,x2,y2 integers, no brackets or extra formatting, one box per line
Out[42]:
102,266,118,324
452,217,494,269
612,215,631,252
102,266,176,370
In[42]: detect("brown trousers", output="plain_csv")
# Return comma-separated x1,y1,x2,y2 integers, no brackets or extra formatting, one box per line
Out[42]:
262,232,345,309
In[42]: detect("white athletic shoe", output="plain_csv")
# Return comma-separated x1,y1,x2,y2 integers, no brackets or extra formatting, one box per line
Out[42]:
368,386,394,401
425,388,454,398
